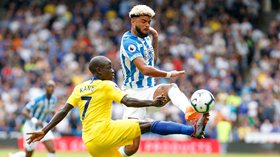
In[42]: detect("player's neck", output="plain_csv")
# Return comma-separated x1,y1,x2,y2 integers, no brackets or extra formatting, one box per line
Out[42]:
46,94,52,99
131,29,142,39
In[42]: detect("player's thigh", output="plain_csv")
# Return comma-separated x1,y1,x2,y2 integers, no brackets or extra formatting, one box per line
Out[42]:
106,119,141,146
153,84,173,100
125,86,160,100
123,86,160,119
122,107,146,119
85,142,122,157
41,130,55,142
22,123,37,151
42,139,55,152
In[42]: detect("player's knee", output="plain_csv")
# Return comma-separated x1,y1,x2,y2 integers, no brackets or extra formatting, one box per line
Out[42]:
162,83,178,92
25,145,35,152
155,84,173,97
139,121,152,133
170,83,178,88
125,145,139,156
46,145,55,153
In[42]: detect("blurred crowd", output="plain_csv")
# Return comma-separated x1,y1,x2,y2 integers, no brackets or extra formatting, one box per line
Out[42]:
0,0,279,143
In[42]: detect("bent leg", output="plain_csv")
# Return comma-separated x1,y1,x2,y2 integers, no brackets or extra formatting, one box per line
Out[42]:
121,88,149,156
120,119,150,156
40,129,55,156
139,120,195,136
150,121,194,135
99,119,140,156
154,83,189,112
121,136,140,156
86,140,123,157
154,84,200,123
25,150,34,157
23,122,36,157
43,140,56,156
153,84,171,104
139,121,152,133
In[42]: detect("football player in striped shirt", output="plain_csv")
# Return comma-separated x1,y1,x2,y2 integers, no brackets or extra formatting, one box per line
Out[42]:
22,80,57,157
119,5,209,156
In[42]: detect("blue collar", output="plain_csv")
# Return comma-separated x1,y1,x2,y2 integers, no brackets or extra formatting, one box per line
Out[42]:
91,76,101,81
90,77,98,83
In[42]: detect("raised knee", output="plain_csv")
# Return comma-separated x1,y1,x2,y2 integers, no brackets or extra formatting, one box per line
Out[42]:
125,145,139,156
170,83,178,88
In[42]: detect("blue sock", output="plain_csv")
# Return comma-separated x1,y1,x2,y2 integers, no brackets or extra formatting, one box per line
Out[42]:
151,121,194,135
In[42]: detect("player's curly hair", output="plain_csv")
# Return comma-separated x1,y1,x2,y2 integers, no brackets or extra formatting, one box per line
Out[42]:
46,80,55,86
129,5,155,18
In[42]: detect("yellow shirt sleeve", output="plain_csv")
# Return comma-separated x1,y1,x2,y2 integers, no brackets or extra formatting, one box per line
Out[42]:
66,86,80,107
106,81,126,103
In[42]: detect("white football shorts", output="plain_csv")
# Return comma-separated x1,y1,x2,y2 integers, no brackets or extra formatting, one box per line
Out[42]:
22,121,54,151
122,85,161,120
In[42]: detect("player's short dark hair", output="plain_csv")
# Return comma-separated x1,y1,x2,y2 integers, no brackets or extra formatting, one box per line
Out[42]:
88,56,109,75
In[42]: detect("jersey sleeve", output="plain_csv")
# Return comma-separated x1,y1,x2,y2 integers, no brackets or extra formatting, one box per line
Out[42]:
66,86,80,107
122,40,142,61
105,81,126,103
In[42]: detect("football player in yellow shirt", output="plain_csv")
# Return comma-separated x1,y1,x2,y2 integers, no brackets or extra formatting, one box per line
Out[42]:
26,56,207,157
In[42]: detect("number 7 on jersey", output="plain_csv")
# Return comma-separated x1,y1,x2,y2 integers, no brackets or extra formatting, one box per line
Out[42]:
81,96,92,120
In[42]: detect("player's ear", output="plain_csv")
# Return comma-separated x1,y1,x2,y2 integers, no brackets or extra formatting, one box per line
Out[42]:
96,66,102,75
131,17,136,24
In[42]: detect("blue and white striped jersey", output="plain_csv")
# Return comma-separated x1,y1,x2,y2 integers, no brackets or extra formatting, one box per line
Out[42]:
26,94,57,123
120,31,156,89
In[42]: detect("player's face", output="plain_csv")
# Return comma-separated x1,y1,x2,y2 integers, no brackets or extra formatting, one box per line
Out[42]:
133,16,151,38
100,60,114,80
46,85,55,95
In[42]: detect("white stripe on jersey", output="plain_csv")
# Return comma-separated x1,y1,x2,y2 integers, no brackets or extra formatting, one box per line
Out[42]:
141,42,149,88
26,95,57,123
120,31,156,89
132,65,139,89
120,44,132,88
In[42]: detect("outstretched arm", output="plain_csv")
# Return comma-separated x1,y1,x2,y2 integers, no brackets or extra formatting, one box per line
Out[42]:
121,95,167,108
26,103,73,144
133,58,185,78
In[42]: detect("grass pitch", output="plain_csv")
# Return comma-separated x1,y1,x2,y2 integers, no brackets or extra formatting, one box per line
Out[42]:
1,149,279,157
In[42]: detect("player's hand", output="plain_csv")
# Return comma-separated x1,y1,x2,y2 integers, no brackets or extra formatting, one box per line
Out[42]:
149,27,158,38
153,94,168,107
170,70,185,77
26,130,46,144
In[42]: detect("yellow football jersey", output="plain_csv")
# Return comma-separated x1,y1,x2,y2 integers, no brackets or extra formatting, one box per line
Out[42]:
66,79,126,143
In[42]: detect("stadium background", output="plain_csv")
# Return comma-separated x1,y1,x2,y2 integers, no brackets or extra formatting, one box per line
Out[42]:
0,0,279,156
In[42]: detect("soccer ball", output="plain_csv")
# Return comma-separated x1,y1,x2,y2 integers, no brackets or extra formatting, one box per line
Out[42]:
190,89,215,113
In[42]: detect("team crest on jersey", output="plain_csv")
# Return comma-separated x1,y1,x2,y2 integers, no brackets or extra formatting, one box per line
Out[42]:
128,44,136,52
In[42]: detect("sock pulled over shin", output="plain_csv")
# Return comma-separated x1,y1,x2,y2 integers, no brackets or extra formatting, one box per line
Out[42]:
167,84,190,112
48,153,55,157
151,121,194,135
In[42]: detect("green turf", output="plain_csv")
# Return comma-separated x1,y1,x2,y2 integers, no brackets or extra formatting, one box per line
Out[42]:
1,149,279,157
